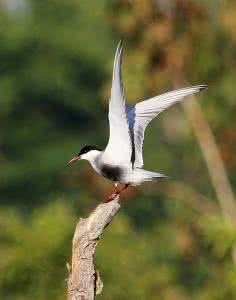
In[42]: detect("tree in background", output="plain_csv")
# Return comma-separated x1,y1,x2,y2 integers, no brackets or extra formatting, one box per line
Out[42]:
0,1,236,299
0,0,112,209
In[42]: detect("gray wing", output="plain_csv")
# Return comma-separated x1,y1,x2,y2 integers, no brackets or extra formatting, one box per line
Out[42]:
103,41,132,165
128,85,207,168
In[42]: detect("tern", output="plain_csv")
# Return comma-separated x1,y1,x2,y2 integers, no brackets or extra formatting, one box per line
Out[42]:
68,42,207,202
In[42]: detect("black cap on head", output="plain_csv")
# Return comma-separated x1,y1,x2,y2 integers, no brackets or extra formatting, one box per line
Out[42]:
78,145,102,156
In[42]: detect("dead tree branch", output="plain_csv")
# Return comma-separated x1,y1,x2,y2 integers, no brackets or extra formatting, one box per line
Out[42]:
67,196,120,300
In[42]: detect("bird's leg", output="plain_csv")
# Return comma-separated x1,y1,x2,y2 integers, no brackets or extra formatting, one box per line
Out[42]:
105,184,129,203
105,183,120,203
119,184,129,194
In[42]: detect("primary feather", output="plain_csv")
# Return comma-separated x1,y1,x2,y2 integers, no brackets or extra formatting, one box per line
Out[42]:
74,42,207,189
127,85,207,168
103,41,132,166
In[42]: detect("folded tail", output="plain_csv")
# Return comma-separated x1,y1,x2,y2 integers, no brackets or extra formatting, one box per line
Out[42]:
140,169,170,181
129,168,170,186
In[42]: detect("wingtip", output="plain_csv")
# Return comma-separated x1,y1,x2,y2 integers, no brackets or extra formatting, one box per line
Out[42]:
113,40,124,70
159,174,171,180
116,40,124,54
198,84,208,91
118,39,123,48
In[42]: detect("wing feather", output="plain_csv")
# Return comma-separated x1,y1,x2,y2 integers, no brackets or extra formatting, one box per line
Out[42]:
128,85,207,168
104,41,132,165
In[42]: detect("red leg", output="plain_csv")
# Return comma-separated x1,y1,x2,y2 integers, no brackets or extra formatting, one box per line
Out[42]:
105,190,120,203
119,184,129,193
104,185,119,203
104,184,129,203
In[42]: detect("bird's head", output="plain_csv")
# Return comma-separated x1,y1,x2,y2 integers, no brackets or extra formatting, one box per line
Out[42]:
67,145,102,165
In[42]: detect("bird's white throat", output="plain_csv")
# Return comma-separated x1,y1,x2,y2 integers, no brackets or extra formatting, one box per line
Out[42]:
80,150,101,162
80,150,102,175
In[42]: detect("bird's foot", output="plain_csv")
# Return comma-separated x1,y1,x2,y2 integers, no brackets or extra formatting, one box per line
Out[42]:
104,184,130,203
104,191,120,203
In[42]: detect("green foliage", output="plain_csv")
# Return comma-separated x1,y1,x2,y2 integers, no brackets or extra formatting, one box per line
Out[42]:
0,0,112,208
200,215,236,258
0,0,236,299
0,201,75,300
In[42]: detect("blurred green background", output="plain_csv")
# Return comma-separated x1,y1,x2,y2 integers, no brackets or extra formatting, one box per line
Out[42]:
0,1,236,299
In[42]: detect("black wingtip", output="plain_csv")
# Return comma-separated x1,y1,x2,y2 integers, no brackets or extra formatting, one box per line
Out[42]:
199,84,208,91
159,174,171,180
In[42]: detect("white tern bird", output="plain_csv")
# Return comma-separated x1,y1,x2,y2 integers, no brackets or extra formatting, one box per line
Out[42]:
68,42,207,202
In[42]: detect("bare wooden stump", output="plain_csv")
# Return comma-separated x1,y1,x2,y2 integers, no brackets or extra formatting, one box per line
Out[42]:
67,196,120,300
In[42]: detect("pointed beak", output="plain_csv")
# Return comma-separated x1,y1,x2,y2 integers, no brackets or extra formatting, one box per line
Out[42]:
67,156,80,166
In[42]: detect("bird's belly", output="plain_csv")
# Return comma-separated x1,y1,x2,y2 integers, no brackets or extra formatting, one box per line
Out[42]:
100,164,123,182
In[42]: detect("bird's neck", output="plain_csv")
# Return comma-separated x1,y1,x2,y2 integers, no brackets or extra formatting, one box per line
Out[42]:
83,150,102,170
86,151,102,174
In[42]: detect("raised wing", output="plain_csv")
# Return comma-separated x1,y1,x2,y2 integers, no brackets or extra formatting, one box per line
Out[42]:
128,85,207,168
104,41,132,165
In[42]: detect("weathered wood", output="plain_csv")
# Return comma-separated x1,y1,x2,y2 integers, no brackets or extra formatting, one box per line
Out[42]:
67,196,120,300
